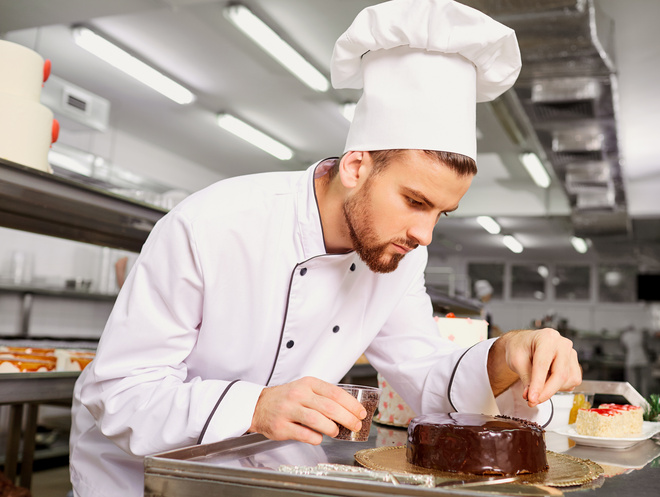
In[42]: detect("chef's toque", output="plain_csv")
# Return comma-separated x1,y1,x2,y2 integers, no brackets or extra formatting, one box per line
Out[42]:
474,279,494,299
331,0,521,160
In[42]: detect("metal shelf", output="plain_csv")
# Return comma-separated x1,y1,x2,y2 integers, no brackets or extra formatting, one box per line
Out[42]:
0,283,116,337
0,284,117,301
427,286,482,316
0,158,166,252
0,371,79,404
0,372,80,489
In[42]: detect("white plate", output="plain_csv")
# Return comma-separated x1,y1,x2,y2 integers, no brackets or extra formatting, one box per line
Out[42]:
554,422,660,449
566,439,660,469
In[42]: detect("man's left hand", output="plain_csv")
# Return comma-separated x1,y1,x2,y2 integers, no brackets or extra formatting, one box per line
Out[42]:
488,328,582,407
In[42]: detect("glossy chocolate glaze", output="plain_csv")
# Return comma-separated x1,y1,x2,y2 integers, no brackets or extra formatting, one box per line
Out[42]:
406,413,548,476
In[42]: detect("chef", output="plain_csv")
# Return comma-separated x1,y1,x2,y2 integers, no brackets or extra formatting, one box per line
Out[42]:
474,279,502,337
69,1,581,496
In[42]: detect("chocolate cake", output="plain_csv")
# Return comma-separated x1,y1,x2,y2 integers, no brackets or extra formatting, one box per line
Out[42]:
406,413,548,476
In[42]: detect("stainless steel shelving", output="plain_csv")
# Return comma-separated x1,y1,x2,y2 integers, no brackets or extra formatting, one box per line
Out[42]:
0,284,116,337
0,372,79,489
0,284,117,301
0,158,166,252
0,158,151,489
427,287,482,316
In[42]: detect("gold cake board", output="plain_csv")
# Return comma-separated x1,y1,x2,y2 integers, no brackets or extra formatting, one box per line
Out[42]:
355,447,603,488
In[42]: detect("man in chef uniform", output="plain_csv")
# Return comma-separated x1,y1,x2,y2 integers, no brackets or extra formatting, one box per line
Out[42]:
70,1,581,495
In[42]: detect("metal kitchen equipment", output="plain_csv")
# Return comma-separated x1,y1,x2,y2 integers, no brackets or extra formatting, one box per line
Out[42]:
145,431,542,497
576,380,650,412
144,422,659,497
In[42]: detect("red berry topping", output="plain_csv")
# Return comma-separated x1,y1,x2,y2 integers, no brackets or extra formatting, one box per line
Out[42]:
51,119,60,144
43,59,52,83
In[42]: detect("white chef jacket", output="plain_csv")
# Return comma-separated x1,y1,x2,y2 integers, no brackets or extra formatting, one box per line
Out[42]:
70,160,551,497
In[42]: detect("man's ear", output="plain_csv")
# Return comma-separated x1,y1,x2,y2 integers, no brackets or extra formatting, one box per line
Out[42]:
338,151,369,189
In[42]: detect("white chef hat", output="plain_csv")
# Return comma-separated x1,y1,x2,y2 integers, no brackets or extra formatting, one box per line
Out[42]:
474,279,494,298
331,0,521,160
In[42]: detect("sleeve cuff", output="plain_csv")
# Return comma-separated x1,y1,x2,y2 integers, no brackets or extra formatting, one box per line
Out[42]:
495,381,553,427
198,380,264,444
448,338,553,425
448,338,499,415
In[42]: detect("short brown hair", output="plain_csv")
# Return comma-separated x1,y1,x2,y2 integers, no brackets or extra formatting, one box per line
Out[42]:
369,149,477,177
327,149,477,180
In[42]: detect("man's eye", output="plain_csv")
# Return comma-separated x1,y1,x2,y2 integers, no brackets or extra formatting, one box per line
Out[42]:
407,197,423,207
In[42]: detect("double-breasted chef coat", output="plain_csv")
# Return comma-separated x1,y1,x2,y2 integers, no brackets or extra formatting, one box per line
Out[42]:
70,159,551,497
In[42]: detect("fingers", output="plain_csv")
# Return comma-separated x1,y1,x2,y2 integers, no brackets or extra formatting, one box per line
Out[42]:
536,347,581,404
501,331,534,400
526,334,555,405
306,383,365,434
524,329,582,407
250,377,367,445
258,407,326,445
310,379,367,421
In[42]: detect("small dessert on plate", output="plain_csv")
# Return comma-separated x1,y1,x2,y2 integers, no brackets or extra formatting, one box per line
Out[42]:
575,404,644,438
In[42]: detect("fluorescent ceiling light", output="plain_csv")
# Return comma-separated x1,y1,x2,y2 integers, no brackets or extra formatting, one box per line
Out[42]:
217,113,293,160
72,26,195,105
520,152,551,188
503,235,524,254
224,4,329,92
341,102,357,122
571,236,588,254
476,215,501,234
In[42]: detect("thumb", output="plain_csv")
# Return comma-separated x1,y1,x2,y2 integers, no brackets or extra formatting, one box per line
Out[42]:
519,372,531,401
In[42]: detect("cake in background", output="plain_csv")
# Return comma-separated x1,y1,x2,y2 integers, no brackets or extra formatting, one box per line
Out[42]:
575,404,644,437
0,345,95,373
0,40,58,172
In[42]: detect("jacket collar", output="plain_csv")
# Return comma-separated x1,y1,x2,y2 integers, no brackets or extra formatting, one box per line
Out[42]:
297,158,341,260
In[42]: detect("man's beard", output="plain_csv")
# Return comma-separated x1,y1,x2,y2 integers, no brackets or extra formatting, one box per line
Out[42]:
342,182,417,274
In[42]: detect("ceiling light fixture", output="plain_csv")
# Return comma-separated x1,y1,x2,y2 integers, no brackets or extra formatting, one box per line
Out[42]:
571,236,589,254
224,4,329,92
520,152,551,188
502,235,524,254
476,215,501,234
72,26,195,105
216,113,293,160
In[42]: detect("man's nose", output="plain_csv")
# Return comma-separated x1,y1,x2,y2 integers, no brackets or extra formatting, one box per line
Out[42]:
407,215,435,247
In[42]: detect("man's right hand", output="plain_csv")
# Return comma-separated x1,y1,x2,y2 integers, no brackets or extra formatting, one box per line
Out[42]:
248,377,367,445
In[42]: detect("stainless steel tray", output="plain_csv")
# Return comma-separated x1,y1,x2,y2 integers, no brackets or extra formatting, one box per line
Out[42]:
145,424,621,497
145,427,508,496
145,380,660,496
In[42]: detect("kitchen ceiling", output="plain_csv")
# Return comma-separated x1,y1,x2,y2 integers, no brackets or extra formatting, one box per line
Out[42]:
1,0,659,268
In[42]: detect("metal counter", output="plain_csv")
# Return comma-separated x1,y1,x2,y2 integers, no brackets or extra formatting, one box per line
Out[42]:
0,371,79,489
145,423,660,497
0,157,165,252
